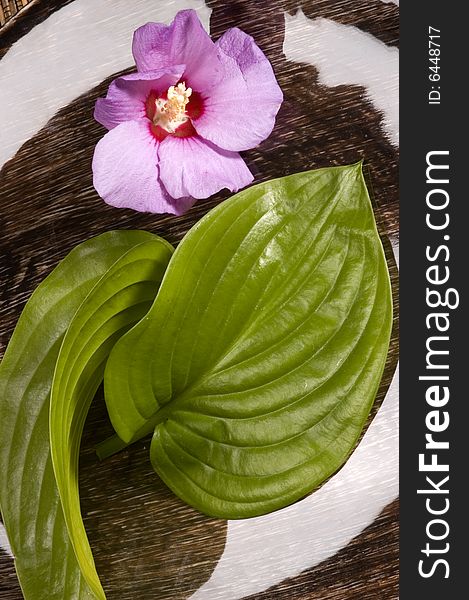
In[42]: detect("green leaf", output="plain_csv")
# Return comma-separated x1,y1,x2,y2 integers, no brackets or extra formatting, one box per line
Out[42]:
49,237,173,599
0,231,162,599
105,163,393,519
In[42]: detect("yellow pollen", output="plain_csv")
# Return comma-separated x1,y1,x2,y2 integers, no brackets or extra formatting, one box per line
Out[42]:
154,82,192,133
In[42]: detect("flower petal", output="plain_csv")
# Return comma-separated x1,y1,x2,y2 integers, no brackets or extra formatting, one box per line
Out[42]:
94,66,184,130
132,10,222,90
193,28,283,152
158,136,253,200
92,119,194,215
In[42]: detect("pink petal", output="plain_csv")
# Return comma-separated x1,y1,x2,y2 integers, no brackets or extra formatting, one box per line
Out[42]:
92,119,195,215
132,10,222,90
158,135,253,200
193,28,283,152
94,66,184,130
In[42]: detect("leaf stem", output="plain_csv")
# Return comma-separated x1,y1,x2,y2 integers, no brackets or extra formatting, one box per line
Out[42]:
96,407,170,460
96,434,129,460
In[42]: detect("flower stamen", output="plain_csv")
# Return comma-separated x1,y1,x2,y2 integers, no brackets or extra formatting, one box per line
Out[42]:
153,82,193,134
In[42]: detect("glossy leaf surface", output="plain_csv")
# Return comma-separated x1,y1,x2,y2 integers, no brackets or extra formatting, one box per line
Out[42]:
105,163,393,519
0,231,159,599
49,238,173,599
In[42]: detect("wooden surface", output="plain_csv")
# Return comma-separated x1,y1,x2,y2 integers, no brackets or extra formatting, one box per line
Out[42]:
0,1,28,28
0,1,399,598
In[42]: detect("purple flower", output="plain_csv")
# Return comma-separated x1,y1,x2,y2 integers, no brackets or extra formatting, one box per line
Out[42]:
92,10,283,215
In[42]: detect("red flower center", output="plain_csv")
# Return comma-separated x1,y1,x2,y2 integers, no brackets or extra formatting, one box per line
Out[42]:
145,82,204,141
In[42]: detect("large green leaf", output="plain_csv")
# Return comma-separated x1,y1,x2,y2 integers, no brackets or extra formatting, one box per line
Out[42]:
0,231,162,599
49,237,173,600
104,163,393,519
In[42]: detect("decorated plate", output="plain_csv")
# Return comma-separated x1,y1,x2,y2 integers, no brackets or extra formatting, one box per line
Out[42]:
0,1,399,598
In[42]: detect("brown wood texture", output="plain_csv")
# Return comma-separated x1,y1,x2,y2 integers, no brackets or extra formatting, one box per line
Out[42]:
1,1,399,599
0,0,29,28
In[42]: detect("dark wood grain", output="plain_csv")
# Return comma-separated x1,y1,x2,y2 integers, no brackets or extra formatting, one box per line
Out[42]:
1,1,399,598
